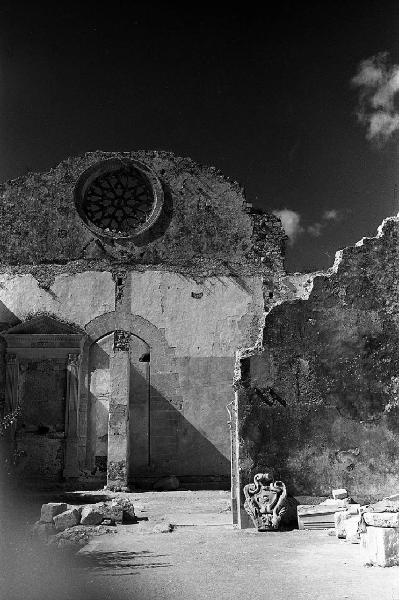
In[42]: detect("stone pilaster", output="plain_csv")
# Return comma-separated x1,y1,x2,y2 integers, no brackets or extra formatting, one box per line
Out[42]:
63,353,81,478
107,331,130,490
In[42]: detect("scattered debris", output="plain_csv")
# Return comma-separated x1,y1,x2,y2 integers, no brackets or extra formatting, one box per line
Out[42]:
31,497,136,551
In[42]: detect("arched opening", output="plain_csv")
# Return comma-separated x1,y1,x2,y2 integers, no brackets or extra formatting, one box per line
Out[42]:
87,330,152,485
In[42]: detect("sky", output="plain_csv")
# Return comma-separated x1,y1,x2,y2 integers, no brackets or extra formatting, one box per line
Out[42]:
0,3,399,271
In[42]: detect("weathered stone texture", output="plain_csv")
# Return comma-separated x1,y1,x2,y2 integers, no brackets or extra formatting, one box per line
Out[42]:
40,502,68,522
361,526,399,567
238,216,399,501
364,513,399,528
0,150,285,276
80,504,104,526
130,273,264,357
53,508,80,531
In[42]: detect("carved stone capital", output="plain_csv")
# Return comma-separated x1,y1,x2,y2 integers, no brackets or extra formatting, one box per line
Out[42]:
113,330,130,352
67,353,81,368
6,353,18,365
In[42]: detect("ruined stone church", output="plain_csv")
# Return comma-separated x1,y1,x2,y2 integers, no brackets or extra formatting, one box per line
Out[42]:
0,151,285,492
2,150,399,527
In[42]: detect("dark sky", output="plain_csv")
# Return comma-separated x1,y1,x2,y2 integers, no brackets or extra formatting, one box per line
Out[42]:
1,3,399,271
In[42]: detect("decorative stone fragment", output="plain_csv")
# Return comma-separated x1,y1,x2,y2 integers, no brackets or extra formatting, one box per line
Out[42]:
361,526,399,567
40,502,68,523
363,512,399,528
53,508,80,532
80,504,104,526
244,473,297,531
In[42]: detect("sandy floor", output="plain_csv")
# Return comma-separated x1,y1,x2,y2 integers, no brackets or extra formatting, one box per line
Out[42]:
3,490,399,600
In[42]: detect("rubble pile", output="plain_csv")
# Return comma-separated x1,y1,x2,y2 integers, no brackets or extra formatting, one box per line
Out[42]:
32,497,136,549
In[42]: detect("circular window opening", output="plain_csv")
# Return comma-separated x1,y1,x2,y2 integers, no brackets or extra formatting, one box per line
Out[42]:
74,159,164,239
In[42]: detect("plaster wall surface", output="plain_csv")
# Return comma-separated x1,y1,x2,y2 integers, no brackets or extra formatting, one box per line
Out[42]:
130,272,264,356
0,268,265,482
238,216,399,502
0,271,114,327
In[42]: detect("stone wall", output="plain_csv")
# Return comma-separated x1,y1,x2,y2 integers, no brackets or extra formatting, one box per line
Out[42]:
0,150,287,487
237,216,399,503
0,150,285,276
0,269,265,483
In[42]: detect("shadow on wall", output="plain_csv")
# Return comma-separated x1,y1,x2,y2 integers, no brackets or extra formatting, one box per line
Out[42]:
136,383,231,487
87,352,231,488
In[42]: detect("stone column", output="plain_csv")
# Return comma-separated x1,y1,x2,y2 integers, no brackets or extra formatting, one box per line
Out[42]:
107,331,130,490
63,353,81,479
5,354,19,439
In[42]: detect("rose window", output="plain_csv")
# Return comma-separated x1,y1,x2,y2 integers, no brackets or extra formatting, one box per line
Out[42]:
74,159,163,239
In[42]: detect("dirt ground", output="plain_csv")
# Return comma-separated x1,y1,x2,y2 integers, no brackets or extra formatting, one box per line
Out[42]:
3,490,399,600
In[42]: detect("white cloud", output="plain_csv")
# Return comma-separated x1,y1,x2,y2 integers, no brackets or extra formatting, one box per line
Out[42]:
323,209,339,221
273,209,304,245
274,207,342,244
307,222,323,237
351,52,399,143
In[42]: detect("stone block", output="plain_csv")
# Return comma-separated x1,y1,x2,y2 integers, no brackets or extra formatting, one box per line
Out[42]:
53,508,80,532
345,515,360,543
112,497,136,523
97,500,123,524
363,512,399,528
80,504,104,526
332,488,348,500
40,502,68,523
361,526,399,567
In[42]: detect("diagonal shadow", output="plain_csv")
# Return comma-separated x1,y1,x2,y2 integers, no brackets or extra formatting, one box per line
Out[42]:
87,342,231,488
77,550,172,575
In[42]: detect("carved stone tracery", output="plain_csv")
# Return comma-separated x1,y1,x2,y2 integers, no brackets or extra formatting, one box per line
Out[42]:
83,166,154,234
74,159,164,240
